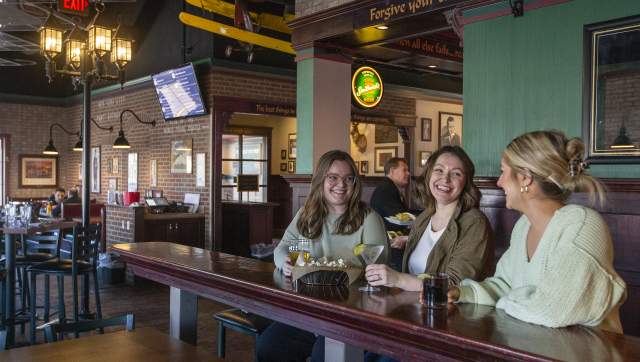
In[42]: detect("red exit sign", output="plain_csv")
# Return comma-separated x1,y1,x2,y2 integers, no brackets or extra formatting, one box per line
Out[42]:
58,0,90,17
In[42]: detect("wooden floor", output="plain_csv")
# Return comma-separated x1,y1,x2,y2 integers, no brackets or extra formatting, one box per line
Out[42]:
10,276,255,361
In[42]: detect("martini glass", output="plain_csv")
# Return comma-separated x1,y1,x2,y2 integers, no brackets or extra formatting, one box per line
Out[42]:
358,244,385,293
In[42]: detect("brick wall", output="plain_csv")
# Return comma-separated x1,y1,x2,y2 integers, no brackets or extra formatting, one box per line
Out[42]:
603,71,640,147
210,71,297,102
105,204,143,245
0,102,69,200
295,0,355,17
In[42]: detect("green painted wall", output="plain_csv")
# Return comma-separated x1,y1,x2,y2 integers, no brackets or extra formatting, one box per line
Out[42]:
296,50,315,174
463,0,640,177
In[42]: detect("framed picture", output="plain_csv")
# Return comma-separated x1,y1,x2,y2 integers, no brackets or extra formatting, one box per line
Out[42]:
108,177,117,191
112,157,119,174
374,146,398,173
360,160,369,174
421,118,432,142
419,151,432,167
280,163,287,172
438,112,463,148
18,155,58,188
90,146,100,193
150,159,157,187
354,161,360,172
196,153,206,187
171,139,193,174
281,149,287,160
375,124,398,143
128,152,138,192
288,160,295,173
583,16,640,163
288,133,297,159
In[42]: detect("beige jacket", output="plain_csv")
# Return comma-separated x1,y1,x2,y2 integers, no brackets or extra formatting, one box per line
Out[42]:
402,205,495,285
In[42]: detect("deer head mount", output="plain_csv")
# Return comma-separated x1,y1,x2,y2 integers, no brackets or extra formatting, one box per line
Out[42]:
351,122,367,153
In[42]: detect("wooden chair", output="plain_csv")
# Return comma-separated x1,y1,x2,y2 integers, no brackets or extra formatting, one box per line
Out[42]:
213,308,272,360
43,313,135,343
28,224,103,344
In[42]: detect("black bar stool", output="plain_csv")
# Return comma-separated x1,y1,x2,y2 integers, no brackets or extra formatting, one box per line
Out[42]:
213,308,272,360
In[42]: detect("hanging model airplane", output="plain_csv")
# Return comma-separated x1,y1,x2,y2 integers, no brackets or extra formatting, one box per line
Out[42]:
180,0,295,62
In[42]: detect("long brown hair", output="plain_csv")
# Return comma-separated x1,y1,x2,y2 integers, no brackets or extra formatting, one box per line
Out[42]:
418,146,481,217
297,150,369,239
503,130,605,205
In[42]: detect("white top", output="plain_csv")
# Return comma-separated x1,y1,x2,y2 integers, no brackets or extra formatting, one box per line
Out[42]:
408,219,446,275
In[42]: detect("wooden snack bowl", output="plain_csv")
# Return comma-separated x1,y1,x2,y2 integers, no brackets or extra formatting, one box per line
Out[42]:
291,265,363,286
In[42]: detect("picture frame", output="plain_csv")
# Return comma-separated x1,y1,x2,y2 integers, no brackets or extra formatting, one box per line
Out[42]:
360,160,369,174
288,160,295,173
288,133,297,159
150,159,157,187
354,161,360,173
421,118,432,142
171,139,193,174
18,154,58,188
374,146,398,173
108,177,117,191
90,146,100,193
583,16,640,163
280,163,287,172
419,151,432,167
196,152,206,187
128,152,138,192
438,112,463,148
281,149,287,160
375,124,398,144
112,157,119,174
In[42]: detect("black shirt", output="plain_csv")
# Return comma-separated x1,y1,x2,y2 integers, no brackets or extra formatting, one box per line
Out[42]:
370,177,409,232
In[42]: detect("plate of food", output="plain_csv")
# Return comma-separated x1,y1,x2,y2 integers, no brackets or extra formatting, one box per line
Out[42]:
384,212,415,226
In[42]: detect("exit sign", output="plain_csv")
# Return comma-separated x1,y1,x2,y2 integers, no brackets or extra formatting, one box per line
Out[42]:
58,0,90,17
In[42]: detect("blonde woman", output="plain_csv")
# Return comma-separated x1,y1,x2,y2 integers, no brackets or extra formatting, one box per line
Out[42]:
449,130,627,333
259,150,388,362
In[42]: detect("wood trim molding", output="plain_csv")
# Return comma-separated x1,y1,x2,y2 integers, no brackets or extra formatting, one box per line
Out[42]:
473,176,640,193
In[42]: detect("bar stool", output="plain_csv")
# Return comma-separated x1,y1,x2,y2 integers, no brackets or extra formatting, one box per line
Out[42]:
213,309,272,360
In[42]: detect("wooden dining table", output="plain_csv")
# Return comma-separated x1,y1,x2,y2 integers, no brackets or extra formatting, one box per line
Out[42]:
0,327,218,361
112,241,640,362
1,219,77,346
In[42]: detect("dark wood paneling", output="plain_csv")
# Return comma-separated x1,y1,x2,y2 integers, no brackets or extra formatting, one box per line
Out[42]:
221,201,277,257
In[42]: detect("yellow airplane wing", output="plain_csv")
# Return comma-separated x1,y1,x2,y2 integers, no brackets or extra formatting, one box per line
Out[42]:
185,0,293,35
179,12,295,55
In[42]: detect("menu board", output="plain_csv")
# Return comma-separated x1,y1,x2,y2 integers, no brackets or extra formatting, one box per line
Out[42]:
152,63,207,120
237,174,259,192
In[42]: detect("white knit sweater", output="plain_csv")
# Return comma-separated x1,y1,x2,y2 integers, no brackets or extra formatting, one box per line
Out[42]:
458,204,627,333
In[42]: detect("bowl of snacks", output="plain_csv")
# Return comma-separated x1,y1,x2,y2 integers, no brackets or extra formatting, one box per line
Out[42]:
291,256,362,286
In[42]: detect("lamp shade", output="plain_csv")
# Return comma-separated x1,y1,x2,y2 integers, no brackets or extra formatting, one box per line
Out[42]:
40,26,63,59
88,25,111,57
611,125,635,149
111,37,132,69
43,139,59,155
66,39,85,70
73,138,83,151
112,130,131,149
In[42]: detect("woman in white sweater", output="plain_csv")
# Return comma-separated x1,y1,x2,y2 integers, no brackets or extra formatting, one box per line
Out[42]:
448,130,627,333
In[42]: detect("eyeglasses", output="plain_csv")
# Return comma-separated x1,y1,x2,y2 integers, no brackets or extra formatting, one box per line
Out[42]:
325,174,356,186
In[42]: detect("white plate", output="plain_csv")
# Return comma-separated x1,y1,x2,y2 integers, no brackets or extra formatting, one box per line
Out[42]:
384,216,414,226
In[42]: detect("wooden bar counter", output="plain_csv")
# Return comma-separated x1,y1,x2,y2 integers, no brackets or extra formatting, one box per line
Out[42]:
111,242,640,361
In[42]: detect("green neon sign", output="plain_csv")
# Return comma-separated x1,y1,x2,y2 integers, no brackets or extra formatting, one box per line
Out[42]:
352,66,383,108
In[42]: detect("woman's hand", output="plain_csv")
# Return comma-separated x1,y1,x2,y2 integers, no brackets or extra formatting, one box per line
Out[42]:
282,258,293,277
447,286,460,303
365,264,400,287
390,235,409,249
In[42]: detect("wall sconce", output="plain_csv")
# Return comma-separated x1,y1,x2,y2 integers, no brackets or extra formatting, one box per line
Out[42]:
43,123,80,155
113,109,157,149
73,118,114,152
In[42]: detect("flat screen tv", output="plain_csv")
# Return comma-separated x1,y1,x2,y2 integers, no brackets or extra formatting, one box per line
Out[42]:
152,63,207,120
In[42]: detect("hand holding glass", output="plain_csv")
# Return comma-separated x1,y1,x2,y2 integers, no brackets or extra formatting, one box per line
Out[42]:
359,244,385,293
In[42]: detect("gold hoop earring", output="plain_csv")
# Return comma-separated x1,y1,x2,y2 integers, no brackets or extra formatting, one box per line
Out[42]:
520,185,529,193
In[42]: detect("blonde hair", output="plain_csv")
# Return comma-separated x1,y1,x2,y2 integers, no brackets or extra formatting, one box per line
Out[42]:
503,130,605,206
296,150,369,239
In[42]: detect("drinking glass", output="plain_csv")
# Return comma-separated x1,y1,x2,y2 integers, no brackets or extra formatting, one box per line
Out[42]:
21,204,33,226
288,240,301,265
298,239,312,264
420,273,449,309
358,244,385,293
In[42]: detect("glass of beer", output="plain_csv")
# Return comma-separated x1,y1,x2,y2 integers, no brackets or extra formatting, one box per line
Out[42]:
420,273,449,309
288,240,300,265
298,239,312,264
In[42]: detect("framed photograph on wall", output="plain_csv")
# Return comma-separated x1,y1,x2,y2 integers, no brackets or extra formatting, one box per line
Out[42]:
112,157,119,174
421,118,432,141
150,159,157,187
360,160,369,174
128,152,138,192
288,133,297,159
90,146,100,193
438,112,463,147
280,163,287,172
583,16,640,163
354,161,360,172
375,124,398,143
419,151,432,167
374,146,398,173
108,177,117,191
18,155,58,188
196,153,206,187
281,149,287,160
288,160,295,173
171,139,193,174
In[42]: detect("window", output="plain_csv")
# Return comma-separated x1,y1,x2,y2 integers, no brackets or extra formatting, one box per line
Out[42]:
222,128,270,202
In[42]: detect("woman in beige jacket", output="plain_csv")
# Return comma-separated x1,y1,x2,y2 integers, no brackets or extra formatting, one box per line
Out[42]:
366,146,494,290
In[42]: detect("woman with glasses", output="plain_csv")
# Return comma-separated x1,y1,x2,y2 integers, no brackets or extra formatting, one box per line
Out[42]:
257,150,388,362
